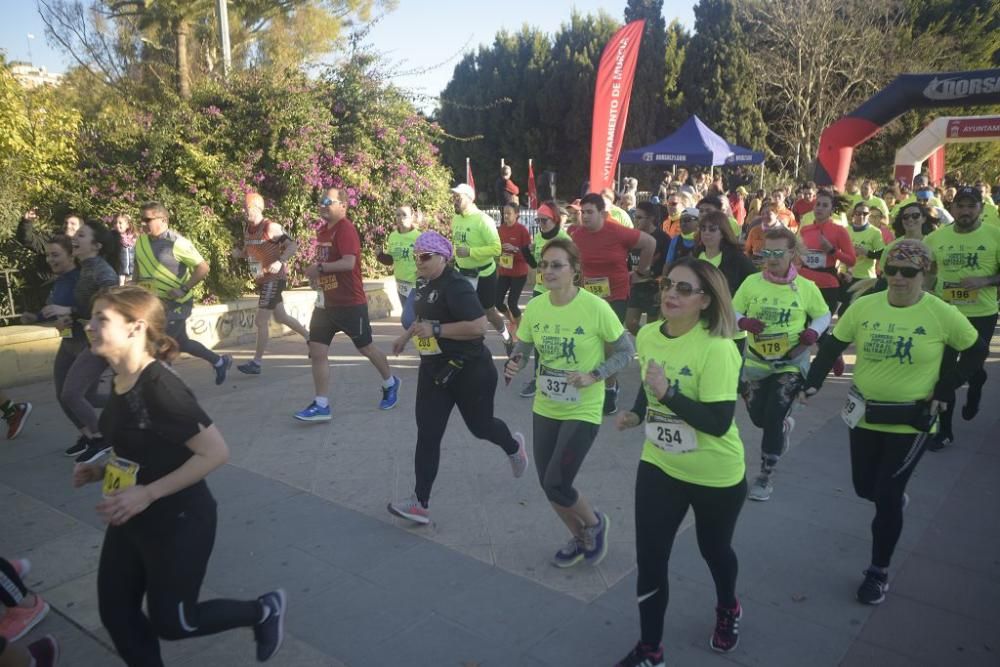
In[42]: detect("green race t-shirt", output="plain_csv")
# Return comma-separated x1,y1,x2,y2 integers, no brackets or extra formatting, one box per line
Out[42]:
924,223,1000,317
847,224,885,279
635,321,745,487
732,273,829,372
833,291,979,434
451,208,501,277
387,228,421,286
698,251,722,268
531,228,571,294
517,289,625,425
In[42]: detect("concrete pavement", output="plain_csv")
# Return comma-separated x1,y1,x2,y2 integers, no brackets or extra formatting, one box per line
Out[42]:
2,310,998,666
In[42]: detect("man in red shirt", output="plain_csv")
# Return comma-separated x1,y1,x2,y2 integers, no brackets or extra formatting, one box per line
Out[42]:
791,181,817,223
295,188,401,421
570,192,655,415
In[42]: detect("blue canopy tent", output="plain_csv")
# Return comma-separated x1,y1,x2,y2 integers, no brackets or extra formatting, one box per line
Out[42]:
619,115,764,167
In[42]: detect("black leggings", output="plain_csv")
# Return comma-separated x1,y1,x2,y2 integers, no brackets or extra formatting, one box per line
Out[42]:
849,427,928,568
532,414,600,507
414,350,519,505
0,558,27,607
635,461,746,646
495,274,528,319
98,499,261,667
744,372,803,465
938,313,996,437
166,316,221,367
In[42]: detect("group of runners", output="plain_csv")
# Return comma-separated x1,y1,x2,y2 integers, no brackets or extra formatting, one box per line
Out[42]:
1,174,998,667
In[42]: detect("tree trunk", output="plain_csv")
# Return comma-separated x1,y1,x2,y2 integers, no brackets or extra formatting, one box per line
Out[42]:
175,16,191,99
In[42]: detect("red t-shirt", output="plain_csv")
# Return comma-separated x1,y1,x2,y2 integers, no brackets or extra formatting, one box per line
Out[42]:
570,218,641,302
798,220,855,289
315,217,366,307
498,222,531,277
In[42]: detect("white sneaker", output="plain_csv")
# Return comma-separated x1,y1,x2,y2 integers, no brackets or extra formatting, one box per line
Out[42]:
748,474,773,502
509,432,528,478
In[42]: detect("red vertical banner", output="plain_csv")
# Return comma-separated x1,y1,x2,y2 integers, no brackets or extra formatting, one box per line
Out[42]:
927,145,945,186
527,159,538,208
589,20,645,194
466,157,476,195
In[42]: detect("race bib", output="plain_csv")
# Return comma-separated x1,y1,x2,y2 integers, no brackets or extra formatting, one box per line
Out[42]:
645,409,698,454
397,280,414,297
841,386,865,429
583,277,611,298
537,366,580,403
249,259,263,278
942,282,978,305
102,455,139,497
60,326,73,339
751,332,790,360
803,251,826,269
318,274,339,291
499,254,514,269
415,336,442,356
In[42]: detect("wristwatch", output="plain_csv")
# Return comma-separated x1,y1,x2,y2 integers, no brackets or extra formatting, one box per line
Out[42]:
590,369,602,381
432,322,442,338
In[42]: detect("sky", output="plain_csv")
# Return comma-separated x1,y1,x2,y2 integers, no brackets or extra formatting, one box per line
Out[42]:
0,1,696,105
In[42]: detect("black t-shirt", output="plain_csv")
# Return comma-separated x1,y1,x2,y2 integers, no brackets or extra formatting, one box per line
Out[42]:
628,228,670,276
412,266,485,360
99,361,214,512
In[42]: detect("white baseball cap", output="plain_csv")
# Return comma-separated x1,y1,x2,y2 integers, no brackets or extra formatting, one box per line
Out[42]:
450,183,475,199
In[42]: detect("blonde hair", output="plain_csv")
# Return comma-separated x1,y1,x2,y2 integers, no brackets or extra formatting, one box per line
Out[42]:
93,286,179,362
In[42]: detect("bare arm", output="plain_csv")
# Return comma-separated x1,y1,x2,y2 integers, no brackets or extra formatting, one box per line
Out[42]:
320,255,356,273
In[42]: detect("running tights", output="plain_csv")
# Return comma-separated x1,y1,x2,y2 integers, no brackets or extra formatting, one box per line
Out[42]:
634,461,746,647
495,275,527,319
532,414,599,507
744,372,803,466
937,313,996,437
166,317,221,367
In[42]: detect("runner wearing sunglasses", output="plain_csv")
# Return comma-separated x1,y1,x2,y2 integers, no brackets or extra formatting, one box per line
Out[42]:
839,203,885,317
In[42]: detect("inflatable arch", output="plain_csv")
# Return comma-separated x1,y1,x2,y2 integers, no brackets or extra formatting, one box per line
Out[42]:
894,115,1000,186
814,67,1000,191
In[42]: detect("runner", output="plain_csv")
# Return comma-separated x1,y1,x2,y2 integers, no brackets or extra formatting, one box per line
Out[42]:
801,241,985,604
503,237,634,567
664,208,701,264
0,557,57,667
72,286,286,664
602,188,634,228
495,201,532,338
867,207,895,247
233,193,309,376
296,188,401,421
614,257,747,666
743,202,785,268
134,202,233,385
570,193,656,415
449,183,515,355
923,185,1000,450
624,202,670,336
733,227,830,501
376,205,421,306
0,392,31,441
839,203,886,316
387,231,527,525
696,211,755,297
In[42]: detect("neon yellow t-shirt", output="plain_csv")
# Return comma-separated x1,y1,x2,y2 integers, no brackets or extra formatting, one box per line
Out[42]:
847,224,886,279
531,228,572,294
517,289,625,425
832,291,979,434
800,211,848,227
731,273,829,372
387,228,421,285
924,223,1000,317
858,196,890,219
636,322,745,487
981,206,1000,228
451,208,501,277
608,205,633,229
698,251,722,268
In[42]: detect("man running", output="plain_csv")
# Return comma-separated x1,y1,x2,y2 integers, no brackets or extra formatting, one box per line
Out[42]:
295,188,401,421
233,192,309,375
134,201,233,384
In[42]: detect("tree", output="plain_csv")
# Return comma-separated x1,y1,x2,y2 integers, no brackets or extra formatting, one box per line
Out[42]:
661,19,689,132
622,0,666,149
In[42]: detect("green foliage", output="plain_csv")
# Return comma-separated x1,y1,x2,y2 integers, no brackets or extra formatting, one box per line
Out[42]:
623,0,666,149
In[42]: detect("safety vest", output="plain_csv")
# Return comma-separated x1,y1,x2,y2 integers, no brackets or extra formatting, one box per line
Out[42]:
135,234,193,303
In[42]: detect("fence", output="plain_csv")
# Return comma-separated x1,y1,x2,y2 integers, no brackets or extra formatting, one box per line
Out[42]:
481,207,541,237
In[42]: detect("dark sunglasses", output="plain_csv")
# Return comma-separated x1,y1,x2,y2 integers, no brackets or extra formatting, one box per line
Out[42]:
319,197,340,207
901,212,923,220
759,248,788,258
661,278,705,296
883,264,921,277
680,216,699,224
415,252,439,262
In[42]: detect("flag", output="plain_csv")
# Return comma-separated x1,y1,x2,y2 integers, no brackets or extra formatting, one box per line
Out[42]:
465,157,476,195
527,159,538,208
589,20,645,194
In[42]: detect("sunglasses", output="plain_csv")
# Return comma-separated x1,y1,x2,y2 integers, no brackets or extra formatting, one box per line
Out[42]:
319,197,340,207
902,212,923,220
883,264,921,277
415,252,439,262
853,210,870,216
680,216,699,224
661,278,705,296
537,260,569,270
759,248,788,258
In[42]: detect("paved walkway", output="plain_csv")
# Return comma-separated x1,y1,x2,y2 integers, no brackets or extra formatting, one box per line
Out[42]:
2,312,998,666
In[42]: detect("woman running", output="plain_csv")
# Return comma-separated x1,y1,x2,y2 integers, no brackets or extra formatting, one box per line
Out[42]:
733,227,830,501
803,240,985,604
388,231,527,525
72,286,286,666
503,238,634,567
614,257,747,666
376,205,421,306
495,201,532,337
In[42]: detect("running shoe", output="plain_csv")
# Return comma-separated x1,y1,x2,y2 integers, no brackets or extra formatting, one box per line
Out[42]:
748,473,772,502
962,382,983,420
928,432,952,452
293,402,331,422
781,416,795,456
614,641,665,667
710,601,742,653
603,383,619,416
254,589,286,662
856,568,889,605
379,376,401,410
552,536,585,568
27,634,59,667
5,402,32,440
832,354,846,377
582,511,610,565
238,359,262,376
215,354,233,385
65,435,89,458
0,594,49,642
519,379,536,398
74,438,111,464
508,432,528,478
387,495,430,525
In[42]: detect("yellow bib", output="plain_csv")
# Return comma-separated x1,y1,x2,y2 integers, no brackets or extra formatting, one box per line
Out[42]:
583,277,611,298
102,456,140,497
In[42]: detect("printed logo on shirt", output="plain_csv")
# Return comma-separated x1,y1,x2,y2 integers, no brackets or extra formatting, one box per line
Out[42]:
913,326,927,335
426,290,439,304
862,332,916,365
575,326,585,335
540,335,578,364
940,250,981,270
679,366,692,376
